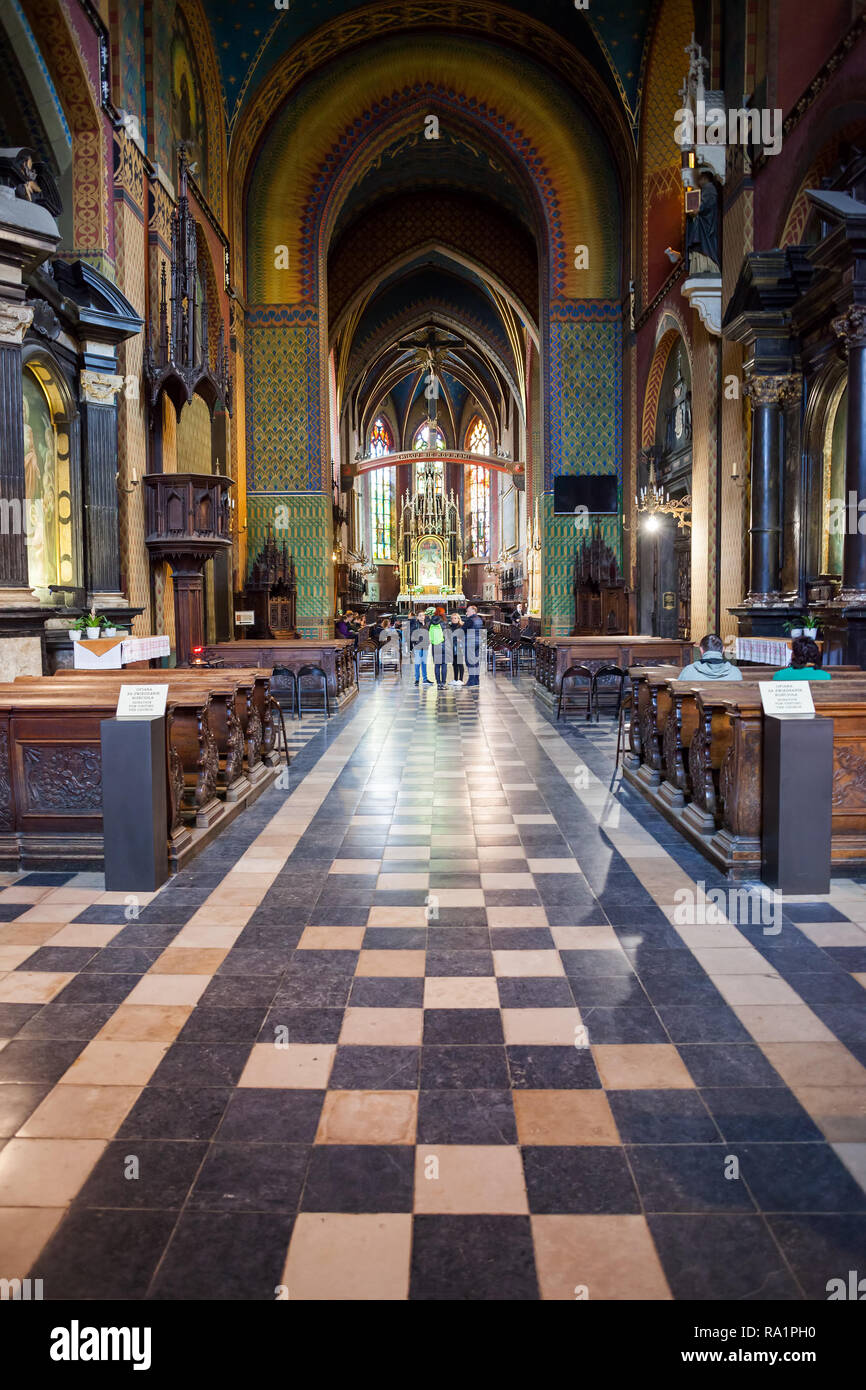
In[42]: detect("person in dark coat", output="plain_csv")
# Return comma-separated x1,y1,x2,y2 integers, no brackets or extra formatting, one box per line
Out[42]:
409,610,431,684
448,611,465,685
335,613,352,639
463,604,484,687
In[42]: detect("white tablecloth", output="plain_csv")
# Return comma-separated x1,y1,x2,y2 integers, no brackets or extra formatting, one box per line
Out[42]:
734,637,792,667
73,634,170,669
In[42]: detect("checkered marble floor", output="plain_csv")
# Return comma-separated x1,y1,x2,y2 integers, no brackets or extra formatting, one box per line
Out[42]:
1,672,865,1300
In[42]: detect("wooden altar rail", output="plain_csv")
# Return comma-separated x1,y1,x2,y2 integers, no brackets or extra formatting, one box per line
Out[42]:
0,670,282,873
534,636,693,708
623,666,866,876
201,640,357,710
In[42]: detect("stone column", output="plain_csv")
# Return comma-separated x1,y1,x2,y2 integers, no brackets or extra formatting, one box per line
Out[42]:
833,307,866,601
80,369,125,597
743,374,801,603
0,301,34,590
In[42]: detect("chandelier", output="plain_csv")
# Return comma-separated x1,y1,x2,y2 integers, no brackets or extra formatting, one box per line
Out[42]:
636,456,692,532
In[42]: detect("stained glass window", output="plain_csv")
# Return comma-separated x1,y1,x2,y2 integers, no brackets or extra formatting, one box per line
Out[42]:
413,422,445,451
467,464,490,558
369,417,392,458
466,416,490,455
371,467,395,560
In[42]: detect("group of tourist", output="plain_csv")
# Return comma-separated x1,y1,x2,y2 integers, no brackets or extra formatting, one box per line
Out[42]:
406,605,485,688
680,633,831,680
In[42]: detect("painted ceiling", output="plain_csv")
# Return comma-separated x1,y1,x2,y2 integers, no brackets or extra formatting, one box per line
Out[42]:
202,0,655,137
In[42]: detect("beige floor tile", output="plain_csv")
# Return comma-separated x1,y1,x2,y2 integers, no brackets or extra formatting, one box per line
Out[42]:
477,844,527,858
492,950,564,977
0,922,61,946
95,891,156,906
732,1004,837,1043
375,874,430,891
414,1145,528,1214
0,945,36,971
763,1042,866,1089
502,1008,583,1045
550,927,619,950
713,974,804,1007
0,971,74,1004
316,1091,417,1144
40,887,103,906
14,904,83,924
513,1090,620,1145
486,907,549,929
329,860,381,873
62,1040,168,1087
45,923,122,948
339,1008,423,1045
238,1043,335,1089
299,926,366,950
593,1044,695,1089
0,1207,65,1276
182,908,253,931
283,1214,412,1300
0,886,52,903
532,1215,672,1300
355,950,426,978
855,973,866,990
367,907,428,928
383,846,431,861
424,976,500,1008
95,1004,191,1043
793,1086,866,1141
797,922,866,947
430,889,485,907
125,973,211,1007
19,1085,140,1139
149,948,228,975
0,1138,106,1206
526,859,580,874
692,947,779,976
210,877,272,906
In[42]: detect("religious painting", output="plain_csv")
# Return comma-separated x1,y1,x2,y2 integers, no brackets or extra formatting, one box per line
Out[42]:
21,364,70,597
417,537,443,590
170,6,208,195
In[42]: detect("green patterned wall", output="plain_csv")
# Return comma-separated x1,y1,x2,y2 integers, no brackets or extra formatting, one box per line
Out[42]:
540,494,622,639
246,316,322,493
247,493,333,639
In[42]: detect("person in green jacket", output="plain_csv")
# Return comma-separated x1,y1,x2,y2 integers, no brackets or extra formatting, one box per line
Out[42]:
773,636,831,681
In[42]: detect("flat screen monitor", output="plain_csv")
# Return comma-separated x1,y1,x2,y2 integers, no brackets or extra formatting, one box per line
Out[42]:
553,474,619,515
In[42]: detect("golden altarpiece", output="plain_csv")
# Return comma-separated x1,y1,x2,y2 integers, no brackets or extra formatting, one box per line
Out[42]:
396,459,464,604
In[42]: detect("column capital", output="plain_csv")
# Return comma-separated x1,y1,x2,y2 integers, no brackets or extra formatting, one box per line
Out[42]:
743,373,802,407
80,370,124,406
0,302,34,345
832,306,866,350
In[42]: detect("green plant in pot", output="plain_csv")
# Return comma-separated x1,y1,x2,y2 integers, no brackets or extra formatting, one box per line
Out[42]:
69,615,89,642
803,617,818,639
84,609,103,639
783,617,804,638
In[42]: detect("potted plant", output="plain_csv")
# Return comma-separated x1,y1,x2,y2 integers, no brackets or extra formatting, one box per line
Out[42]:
84,608,102,639
803,617,818,639
783,617,804,638
69,615,88,643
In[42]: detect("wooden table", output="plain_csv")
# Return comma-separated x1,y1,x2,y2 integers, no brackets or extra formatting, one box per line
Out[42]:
202,639,358,710
534,635,694,707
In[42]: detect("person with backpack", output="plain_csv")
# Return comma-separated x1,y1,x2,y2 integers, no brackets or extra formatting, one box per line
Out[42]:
449,610,465,685
427,607,447,686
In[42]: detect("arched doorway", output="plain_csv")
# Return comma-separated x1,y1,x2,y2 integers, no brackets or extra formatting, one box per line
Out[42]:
638,338,693,639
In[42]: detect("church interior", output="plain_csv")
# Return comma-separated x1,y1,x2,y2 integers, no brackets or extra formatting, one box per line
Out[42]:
1,0,866,1319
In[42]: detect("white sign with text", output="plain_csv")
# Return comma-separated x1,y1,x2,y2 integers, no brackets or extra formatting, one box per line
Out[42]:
235,611,255,626
759,682,816,716
115,684,168,718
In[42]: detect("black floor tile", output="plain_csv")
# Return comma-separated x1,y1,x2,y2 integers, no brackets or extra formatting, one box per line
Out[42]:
34,1208,178,1299
301,1144,414,1212
329,1045,420,1089
607,1090,719,1143
117,1086,232,1141
416,1089,517,1144
410,1216,539,1299
522,1146,640,1214
188,1142,310,1212
148,1210,295,1300
627,1144,757,1212
647,1215,802,1300
74,1140,208,1209
216,1089,325,1143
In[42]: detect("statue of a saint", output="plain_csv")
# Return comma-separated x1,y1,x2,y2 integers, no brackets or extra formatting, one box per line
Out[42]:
685,172,720,274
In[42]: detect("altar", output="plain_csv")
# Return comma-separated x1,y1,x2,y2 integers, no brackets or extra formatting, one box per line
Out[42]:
396,458,464,604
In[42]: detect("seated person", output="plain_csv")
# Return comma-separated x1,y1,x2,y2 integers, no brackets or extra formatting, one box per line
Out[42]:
335,612,353,639
773,635,831,681
678,633,742,681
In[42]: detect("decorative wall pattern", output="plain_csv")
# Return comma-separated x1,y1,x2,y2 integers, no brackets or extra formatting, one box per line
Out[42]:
246,493,333,638
640,0,694,304
540,493,622,638
548,309,622,487
245,315,322,494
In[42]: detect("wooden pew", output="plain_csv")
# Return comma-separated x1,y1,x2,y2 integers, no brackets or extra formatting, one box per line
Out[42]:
48,667,280,791
200,640,358,711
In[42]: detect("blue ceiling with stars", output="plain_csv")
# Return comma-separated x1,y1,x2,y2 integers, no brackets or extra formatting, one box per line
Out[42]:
203,1,653,136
